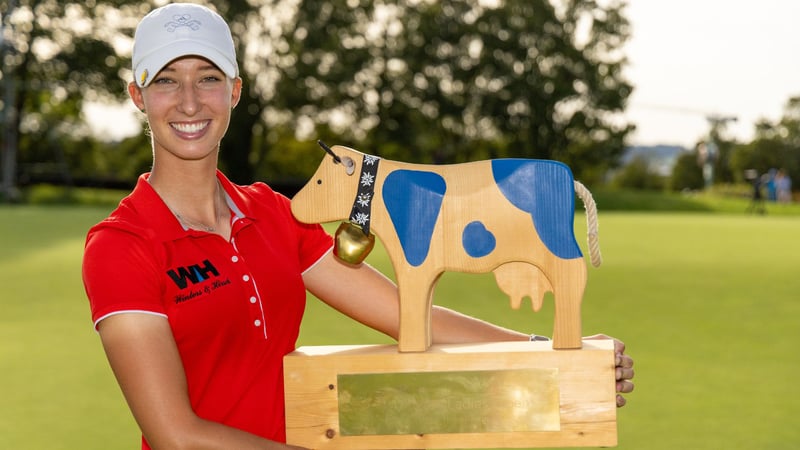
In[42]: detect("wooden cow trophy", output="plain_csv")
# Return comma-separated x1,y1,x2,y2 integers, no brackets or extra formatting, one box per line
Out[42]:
283,143,615,450
290,143,602,352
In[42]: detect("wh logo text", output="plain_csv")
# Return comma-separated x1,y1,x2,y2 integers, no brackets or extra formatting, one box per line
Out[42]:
167,259,220,289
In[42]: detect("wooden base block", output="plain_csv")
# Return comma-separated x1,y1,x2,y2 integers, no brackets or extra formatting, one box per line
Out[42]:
284,340,617,449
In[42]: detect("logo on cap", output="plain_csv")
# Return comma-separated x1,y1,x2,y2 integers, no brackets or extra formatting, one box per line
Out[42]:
140,69,149,86
165,14,202,32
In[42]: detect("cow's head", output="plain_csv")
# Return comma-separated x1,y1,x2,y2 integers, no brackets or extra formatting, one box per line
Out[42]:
292,142,379,264
291,142,366,225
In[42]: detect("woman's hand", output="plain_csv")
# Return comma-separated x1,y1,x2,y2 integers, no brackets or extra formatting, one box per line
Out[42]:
585,334,635,407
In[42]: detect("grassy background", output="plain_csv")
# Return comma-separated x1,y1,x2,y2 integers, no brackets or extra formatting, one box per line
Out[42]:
1,191,799,449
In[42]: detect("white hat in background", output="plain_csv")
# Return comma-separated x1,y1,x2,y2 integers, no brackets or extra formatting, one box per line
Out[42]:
132,3,238,87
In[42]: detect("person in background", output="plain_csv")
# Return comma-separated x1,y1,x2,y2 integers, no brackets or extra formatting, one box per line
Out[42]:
82,4,634,449
745,169,766,214
765,168,778,202
776,168,792,203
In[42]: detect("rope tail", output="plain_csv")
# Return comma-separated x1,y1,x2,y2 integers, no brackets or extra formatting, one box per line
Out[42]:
574,180,602,268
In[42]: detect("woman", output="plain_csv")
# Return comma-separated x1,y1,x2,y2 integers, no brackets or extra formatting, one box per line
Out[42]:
82,4,634,449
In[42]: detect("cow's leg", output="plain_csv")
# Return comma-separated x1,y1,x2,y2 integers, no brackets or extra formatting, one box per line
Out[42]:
549,258,587,349
396,271,441,352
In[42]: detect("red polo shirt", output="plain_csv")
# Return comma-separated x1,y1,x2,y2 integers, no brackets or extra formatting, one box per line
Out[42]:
82,172,332,447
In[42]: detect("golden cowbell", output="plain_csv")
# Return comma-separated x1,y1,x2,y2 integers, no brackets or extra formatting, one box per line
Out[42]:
334,222,375,265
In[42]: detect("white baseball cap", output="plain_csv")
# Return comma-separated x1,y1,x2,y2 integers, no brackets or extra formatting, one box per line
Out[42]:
132,3,238,87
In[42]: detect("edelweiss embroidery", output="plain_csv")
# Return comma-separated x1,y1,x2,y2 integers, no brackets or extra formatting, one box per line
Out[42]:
356,192,372,208
346,154,381,235
351,212,370,226
360,171,375,187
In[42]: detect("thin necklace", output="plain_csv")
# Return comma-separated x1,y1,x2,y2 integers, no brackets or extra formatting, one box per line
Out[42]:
171,182,226,232
174,211,221,232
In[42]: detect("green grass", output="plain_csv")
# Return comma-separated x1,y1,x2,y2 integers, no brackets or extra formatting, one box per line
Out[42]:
2,197,799,449
17,184,132,208
0,205,141,449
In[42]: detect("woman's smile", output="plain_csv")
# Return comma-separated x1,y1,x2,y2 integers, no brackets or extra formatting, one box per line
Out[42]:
171,120,211,136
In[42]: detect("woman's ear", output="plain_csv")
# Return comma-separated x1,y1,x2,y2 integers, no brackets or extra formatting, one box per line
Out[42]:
128,82,145,112
231,77,243,109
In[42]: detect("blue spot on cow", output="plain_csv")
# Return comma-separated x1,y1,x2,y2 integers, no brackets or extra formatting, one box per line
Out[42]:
492,159,582,259
383,170,446,266
462,221,496,257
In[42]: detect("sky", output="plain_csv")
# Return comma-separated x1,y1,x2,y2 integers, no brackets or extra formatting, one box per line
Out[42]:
88,1,800,149
622,0,800,148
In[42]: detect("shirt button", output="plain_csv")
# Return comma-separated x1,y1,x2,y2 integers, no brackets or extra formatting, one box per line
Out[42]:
231,255,239,262
249,296,257,304
242,274,250,282
254,319,262,327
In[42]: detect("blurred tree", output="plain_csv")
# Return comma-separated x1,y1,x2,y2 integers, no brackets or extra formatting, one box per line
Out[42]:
611,155,665,191
1,0,140,200
273,0,634,184
708,138,735,185
208,1,273,184
699,119,736,186
729,97,800,186
3,0,634,193
669,150,704,192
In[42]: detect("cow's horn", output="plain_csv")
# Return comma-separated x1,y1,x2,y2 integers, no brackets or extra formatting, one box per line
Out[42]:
317,140,341,164
318,140,355,175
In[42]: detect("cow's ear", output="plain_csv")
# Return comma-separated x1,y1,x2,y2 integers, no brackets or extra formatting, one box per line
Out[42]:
341,156,356,176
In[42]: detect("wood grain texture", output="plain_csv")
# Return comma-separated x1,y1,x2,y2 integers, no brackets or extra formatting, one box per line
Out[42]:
284,340,617,449
291,146,588,351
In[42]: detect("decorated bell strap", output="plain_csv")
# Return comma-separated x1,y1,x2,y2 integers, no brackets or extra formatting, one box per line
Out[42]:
347,154,381,236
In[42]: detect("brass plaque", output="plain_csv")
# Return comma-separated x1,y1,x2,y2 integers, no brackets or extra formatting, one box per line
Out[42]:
337,369,560,436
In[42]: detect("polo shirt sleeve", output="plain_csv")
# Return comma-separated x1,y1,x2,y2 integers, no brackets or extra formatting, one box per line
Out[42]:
264,185,333,273
293,218,334,274
82,223,166,329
